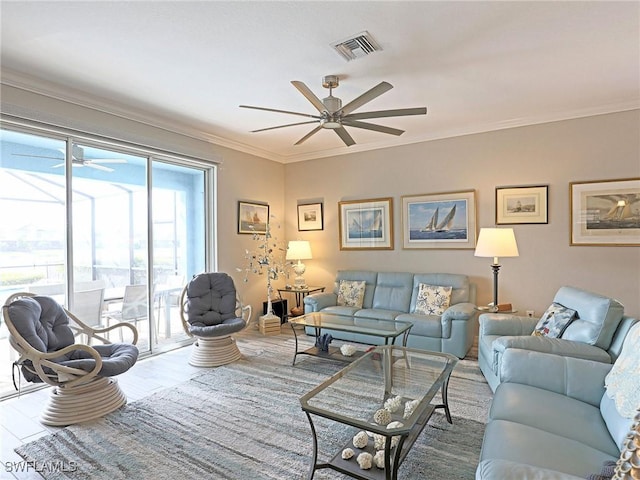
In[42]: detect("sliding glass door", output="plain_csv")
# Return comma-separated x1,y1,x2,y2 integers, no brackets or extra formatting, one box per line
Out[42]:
0,125,213,397
151,160,206,349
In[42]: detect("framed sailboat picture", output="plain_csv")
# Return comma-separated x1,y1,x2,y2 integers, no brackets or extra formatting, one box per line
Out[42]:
338,197,393,250
570,178,640,246
401,190,477,249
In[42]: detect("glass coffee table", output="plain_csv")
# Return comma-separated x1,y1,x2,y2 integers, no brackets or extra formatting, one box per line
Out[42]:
288,312,413,366
299,346,458,480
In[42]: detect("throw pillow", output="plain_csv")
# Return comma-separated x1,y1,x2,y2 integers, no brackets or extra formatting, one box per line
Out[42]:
531,302,577,338
604,323,640,418
337,280,366,308
414,283,452,316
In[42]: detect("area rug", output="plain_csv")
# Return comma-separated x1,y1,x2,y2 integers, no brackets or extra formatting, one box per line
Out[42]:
15,351,486,480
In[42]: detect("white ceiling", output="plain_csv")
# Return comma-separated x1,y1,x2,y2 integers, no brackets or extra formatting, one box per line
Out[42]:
1,1,638,163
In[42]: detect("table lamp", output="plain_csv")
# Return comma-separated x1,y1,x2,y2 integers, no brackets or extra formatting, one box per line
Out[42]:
474,228,519,310
286,240,312,288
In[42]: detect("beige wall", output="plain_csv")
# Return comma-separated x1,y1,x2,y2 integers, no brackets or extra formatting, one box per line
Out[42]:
283,110,640,318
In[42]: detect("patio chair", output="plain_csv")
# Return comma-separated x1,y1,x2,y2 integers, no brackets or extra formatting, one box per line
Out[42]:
104,284,150,341
179,272,252,367
2,292,139,426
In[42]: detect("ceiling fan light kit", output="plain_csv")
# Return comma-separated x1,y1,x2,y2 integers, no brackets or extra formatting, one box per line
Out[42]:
240,75,427,147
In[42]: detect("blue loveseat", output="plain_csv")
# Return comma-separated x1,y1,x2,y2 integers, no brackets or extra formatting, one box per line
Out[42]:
476,321,640,479
303,270,477,358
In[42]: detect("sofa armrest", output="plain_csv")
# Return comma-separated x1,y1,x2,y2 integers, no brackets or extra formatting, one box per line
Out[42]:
479,313,538,336
441,302,476,337
476,459,585,480
492,335,612,363
443,302,476,322
499,349,612,407
303,292,337,313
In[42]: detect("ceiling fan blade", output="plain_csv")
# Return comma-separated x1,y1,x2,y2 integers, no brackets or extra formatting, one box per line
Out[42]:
294,126,323,145
345,107,427,120
239,104,319,119
341,81,393,116
251,120,318,133
90,158,128,164
86,163,114,172
334,127,356,147
291,81,327,113
12,153,62,160
341,119,404,136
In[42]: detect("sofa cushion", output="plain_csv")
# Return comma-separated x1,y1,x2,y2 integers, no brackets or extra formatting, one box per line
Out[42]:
396,313,441,337
555,286,624,349
354,308,403,321
337,280,366,308
321,305,360,316
532,302,576,338
490,383,620,457
480,420,617,478
414,283,452,315
371,272,413,312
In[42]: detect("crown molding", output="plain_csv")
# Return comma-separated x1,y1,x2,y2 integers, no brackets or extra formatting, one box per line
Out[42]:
1,69,287,163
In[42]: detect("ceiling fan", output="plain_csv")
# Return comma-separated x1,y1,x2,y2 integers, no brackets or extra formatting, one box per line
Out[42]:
13,145,127,172
239,75,427,147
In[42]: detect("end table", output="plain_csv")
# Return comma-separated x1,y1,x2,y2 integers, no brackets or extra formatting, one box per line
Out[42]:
277,286,325,319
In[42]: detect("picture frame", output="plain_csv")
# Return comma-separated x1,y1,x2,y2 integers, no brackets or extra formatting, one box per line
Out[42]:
237,201,269,234
338,197,394,250
401,190,477,249
297,203,323,231
496,185,549,224
570,178,640,246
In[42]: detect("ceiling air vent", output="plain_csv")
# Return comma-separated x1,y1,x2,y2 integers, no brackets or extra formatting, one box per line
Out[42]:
331,31,382,61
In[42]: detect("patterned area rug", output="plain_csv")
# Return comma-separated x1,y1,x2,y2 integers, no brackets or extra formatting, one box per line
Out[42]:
15,345,488,480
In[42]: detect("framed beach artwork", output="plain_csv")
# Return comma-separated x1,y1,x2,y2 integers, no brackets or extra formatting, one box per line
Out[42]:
237,201,269,234
401,190,477,249
338,197,393,250
570,178,640,246
297,202,323,231
496,185,548,224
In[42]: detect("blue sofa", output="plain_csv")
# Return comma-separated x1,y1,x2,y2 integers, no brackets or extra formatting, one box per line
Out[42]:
476,321,640,479
478,286,637,392
303,270,477,358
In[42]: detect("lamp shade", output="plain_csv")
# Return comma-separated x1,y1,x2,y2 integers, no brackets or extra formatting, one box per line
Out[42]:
474,228,519,259
286,241,312,260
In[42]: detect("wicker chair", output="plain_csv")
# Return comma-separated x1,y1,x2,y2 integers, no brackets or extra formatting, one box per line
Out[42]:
2,292,139,426
179,272,252,367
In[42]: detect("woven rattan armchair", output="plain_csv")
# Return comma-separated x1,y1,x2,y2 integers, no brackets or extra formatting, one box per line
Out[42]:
179,272,252,367
2,292,139,426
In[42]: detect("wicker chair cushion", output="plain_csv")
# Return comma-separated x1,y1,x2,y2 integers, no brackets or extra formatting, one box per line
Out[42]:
185,273,246,337
7,296,139,382
7,296,75,353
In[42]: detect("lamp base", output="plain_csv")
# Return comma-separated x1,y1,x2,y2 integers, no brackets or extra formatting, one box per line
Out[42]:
293,276,307,288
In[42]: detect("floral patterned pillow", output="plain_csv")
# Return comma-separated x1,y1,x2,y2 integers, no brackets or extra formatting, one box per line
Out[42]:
532,302,577,338
414,284,452,315
337,280,366,308
605,322,640,418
